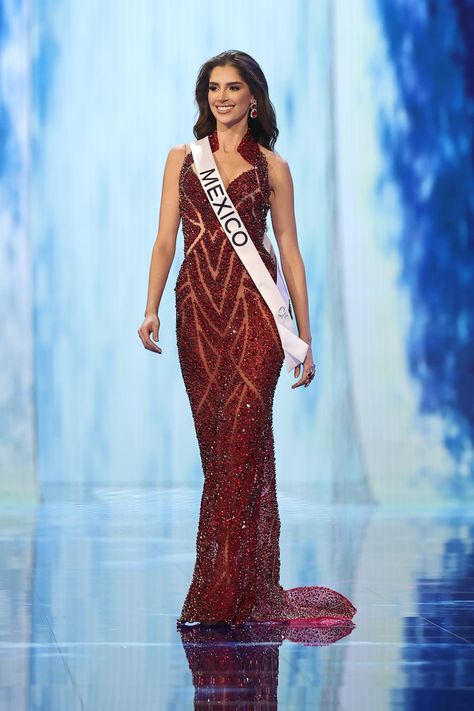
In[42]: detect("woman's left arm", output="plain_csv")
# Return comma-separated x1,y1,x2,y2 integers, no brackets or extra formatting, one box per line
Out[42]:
267,151,315,387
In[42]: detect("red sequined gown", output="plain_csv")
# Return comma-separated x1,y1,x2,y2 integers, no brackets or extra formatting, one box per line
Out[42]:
174,127,356,627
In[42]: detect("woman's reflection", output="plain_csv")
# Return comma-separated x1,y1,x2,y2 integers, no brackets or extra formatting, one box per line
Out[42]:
178,619,356,708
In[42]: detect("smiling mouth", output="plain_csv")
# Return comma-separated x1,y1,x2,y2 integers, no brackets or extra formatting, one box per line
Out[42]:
216,105,234,111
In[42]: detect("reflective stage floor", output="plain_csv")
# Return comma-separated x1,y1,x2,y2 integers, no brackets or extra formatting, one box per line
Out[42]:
0,488,473,710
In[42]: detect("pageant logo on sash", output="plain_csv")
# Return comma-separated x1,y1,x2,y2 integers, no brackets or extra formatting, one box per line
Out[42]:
278,305,289,322
190,134,309,373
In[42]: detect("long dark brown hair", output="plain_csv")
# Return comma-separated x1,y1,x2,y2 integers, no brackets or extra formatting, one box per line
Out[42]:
192,50,279,151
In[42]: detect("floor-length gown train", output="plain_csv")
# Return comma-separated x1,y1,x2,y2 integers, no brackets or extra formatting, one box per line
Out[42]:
174,127,356,627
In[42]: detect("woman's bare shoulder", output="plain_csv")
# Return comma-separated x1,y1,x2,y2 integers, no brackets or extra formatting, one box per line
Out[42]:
258,145,291,186
161,143,190,179
167,143,190,162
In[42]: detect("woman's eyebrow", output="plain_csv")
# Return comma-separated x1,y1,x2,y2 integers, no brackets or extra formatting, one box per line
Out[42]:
208,81,243,86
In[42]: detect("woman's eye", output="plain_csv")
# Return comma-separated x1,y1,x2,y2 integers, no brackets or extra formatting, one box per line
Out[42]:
209,86,240,91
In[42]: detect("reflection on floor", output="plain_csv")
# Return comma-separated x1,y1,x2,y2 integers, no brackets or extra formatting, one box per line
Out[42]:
0,488,473,710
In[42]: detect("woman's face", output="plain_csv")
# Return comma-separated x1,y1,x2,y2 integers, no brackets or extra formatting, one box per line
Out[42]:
207,64,254,128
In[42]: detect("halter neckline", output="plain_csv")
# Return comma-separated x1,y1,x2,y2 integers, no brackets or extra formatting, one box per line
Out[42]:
209,127,253,154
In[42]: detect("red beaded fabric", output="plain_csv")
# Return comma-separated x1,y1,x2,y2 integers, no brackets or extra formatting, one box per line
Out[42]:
174,127,357,628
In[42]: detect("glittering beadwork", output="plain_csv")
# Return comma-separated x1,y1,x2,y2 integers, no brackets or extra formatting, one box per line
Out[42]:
174,127,357,629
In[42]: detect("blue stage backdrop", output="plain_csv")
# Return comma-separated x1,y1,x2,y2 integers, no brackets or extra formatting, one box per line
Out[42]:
0,0,472,503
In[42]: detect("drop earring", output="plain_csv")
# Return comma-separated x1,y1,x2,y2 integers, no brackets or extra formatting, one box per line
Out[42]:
249,101,258,119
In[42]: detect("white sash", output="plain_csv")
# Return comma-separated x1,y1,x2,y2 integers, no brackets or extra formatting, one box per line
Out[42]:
190,134,309,372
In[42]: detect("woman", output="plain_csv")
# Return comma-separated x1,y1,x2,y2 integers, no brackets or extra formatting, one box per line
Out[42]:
138,50,357,628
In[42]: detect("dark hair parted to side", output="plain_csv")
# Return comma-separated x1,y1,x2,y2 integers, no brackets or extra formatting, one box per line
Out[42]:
193,50,279,151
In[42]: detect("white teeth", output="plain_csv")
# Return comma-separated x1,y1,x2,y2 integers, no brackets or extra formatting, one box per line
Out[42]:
217,105,234,111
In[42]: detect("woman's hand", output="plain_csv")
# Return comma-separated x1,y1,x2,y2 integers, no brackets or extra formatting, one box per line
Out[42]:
291,345,316,389
137,314,162,354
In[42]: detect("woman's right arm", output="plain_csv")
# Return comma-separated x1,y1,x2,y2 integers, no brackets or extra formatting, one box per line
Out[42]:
137,144,185,354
